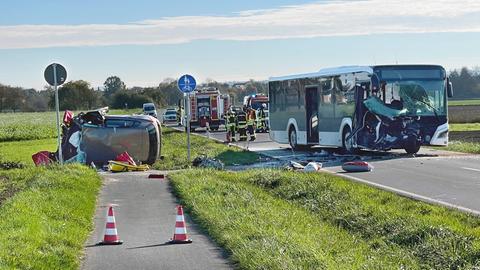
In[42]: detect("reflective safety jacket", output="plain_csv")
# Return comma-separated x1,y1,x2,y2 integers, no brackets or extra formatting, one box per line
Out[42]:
246,110,256,125
225,111,237,127
237,111,247,128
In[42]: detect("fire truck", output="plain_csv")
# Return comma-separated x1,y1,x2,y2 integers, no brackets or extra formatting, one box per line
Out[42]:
186,87,230,131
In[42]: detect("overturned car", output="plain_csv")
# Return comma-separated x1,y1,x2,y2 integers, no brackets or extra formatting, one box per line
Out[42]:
33,108,162,166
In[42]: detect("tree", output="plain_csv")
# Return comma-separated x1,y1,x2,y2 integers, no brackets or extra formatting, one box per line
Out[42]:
104,76,126,97
50,80,101,110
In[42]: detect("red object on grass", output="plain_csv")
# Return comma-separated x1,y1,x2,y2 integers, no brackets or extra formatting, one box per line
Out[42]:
114,152,136,166
32,151,54,166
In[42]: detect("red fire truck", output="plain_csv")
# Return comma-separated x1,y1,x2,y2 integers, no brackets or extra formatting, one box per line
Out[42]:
243,93,269,110
187,88,230,131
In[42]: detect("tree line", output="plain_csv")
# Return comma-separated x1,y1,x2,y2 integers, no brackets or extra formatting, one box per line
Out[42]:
1,67,478,112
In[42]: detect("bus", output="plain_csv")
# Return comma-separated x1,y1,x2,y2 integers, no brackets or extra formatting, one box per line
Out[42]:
268,65,454,154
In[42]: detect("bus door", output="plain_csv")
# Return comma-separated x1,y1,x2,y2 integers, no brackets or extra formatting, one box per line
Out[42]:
305,86,319,143
318,78,337,145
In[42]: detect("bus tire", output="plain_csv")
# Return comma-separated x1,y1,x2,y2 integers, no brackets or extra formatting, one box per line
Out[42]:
404,138,421,154
289,126,299,150
342,126,355,153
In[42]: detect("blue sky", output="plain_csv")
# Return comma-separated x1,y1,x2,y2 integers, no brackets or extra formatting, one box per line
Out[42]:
1,0,479,89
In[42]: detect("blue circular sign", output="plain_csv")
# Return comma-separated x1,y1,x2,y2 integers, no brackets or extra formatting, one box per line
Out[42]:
177,74,196,93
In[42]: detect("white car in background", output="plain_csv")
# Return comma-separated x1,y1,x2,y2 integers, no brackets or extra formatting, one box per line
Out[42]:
143,103,157,118
162,108,177,124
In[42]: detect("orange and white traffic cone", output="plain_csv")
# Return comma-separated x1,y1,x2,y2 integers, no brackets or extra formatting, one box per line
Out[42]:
169,205,192,244
98,205,123,245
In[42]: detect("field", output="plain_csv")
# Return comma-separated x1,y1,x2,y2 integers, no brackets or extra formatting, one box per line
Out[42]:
449,99,480,106
448,105,480,123
170,169,480,269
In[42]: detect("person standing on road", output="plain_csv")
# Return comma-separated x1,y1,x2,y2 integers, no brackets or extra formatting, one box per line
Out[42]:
236,106,248,141
246,106,256,141
225,107,237,142
257,103,267,132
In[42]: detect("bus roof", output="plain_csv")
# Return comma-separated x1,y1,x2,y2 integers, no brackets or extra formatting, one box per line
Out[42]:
269,66,373,82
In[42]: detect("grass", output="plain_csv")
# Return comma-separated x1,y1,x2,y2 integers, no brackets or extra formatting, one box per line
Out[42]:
0,138,57,165
0,164,101,269
449,99,480,106
450,123,480,132
170,169,480,270
441,141,480,154
153,128,260,170
0,109,140,142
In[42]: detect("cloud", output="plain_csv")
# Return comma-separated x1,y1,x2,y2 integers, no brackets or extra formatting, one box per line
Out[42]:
1,0,480,49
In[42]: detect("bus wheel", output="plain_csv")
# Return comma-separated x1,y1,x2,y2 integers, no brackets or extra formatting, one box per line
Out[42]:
404,138,421,154
289,127,298,150
342,126,354,153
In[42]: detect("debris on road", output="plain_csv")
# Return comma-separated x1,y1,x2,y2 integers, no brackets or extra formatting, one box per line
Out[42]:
192,155,224,170
304,162,322,172
342,161,374,172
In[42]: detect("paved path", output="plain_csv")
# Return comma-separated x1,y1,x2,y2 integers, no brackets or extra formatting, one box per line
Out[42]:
179,126,480,215
82,171,231,270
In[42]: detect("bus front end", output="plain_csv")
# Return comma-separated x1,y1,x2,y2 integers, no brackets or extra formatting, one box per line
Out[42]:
355,65,452,154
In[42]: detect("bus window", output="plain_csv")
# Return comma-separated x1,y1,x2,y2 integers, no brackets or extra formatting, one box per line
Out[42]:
320,78,333,104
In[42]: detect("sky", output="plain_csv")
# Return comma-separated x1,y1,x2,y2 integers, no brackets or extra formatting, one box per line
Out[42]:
1,0,480,90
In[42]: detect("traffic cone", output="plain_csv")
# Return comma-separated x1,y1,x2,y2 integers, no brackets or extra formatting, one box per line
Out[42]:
98,205,123,245
169,205,192,244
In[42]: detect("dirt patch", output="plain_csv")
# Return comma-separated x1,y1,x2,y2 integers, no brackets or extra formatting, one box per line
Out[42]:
450,131,480,142
0,175,19,206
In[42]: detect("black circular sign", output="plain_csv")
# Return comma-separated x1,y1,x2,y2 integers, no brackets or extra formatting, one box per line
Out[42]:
44,63,67,86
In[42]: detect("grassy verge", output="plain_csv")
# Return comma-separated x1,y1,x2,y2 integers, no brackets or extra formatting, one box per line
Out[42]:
154,128,260,170
449,99,480,106
170,169,417,269
0,165,101,269
0,138,57,165
170,169,480,269
441,141,480,154
450,123,480,132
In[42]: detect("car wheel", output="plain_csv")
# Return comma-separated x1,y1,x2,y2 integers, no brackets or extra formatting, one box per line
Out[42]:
289,127,299,150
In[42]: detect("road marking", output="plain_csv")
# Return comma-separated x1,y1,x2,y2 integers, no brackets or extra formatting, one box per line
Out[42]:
324,169,480,217
462,167,480,172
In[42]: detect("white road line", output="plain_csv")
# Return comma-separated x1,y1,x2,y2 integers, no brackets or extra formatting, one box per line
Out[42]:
324,169,480,217
462,167,480,172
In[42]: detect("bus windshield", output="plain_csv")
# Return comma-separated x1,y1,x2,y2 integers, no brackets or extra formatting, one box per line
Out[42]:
383,80,446,116
376,67,447,116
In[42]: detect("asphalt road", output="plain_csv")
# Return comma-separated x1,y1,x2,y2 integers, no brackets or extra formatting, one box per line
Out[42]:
179,126,480,215
82,171,231,270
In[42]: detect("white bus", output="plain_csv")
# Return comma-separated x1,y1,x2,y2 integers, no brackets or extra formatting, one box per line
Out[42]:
268,65,453,154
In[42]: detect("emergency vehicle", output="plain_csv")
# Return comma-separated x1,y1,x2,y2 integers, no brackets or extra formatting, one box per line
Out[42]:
186,87,230,131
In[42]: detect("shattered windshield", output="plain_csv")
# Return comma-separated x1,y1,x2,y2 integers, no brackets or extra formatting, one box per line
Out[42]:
383,80,446,116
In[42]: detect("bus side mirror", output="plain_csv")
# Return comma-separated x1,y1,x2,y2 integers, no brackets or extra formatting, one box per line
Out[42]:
447,78,454,98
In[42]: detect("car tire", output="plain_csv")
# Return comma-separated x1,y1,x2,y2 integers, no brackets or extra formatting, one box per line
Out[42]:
289,126,299,150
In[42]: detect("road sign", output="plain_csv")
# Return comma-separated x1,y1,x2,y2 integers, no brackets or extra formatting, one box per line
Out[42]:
177,74,196,93
44,63,67,86
44,63,67,165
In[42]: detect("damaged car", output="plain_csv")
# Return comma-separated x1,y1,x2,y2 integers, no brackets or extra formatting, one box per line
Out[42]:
33,107,162,166
268,65,453,154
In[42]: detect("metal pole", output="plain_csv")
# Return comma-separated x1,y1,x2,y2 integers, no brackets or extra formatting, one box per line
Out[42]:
186,93,191,164
53,64,63,165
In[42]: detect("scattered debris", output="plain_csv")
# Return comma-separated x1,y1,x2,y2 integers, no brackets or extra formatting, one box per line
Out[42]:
287,160,305,170
303,162,323,172
0,161,25,170
342,161,374,173
192,155,224,170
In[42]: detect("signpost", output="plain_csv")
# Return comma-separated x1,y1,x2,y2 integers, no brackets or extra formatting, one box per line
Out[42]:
44,63,67,165
177,74,196,163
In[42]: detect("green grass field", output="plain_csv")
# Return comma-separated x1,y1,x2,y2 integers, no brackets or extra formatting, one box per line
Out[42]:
170,169,480,270
449,99,480,106
450,123,480,132
0,165,101,269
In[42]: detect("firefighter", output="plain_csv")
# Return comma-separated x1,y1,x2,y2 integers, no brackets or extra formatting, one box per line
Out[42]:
246,106,256,141
236,106,248,141
257,103,267,132
225,107,237,142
